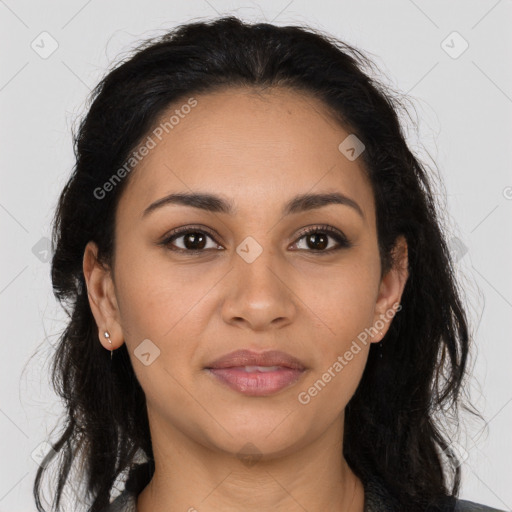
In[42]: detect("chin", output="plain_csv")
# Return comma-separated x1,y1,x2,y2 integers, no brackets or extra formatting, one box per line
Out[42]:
199,418,312,461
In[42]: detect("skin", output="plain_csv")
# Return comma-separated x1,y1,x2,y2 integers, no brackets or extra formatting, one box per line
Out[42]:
83,87,408,512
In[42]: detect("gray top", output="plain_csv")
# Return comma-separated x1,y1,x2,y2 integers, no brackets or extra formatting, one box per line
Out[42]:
102,473,507,512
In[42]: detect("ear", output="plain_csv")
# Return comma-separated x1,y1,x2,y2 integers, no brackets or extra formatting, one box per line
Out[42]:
83,241,124,351
371,235,409,342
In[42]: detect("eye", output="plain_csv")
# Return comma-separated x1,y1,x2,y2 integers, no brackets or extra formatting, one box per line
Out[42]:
159,226,223,254
159,224,352,255
290,224,352,254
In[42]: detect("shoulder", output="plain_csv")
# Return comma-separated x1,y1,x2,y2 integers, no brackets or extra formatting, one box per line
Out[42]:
101,478,507,512
363,472,506,512
453,498,508,512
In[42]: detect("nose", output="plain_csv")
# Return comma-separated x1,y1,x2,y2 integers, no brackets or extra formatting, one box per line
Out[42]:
221,245,297,331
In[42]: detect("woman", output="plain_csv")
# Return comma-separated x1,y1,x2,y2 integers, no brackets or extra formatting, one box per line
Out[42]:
33,16,505,512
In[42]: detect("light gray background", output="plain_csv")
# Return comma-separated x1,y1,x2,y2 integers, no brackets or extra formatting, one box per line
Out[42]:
1,1,511,511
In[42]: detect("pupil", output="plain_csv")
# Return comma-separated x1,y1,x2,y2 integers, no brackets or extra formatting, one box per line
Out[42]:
185,233,206,250
308,233,327,250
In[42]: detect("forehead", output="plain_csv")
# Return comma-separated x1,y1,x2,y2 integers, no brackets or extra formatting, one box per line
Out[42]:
118,87,375,223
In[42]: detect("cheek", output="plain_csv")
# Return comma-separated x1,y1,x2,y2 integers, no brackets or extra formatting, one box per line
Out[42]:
113,239,216,340
297,264,378,345
298,300,372,417
295,256,379,406
113,258,210,399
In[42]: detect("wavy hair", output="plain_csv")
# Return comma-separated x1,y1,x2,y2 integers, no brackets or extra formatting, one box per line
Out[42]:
34,15,477,512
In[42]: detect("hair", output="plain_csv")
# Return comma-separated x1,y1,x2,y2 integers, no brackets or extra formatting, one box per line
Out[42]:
34,15,479,512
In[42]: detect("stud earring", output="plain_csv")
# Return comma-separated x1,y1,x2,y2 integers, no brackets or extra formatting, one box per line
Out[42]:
104,331,113,360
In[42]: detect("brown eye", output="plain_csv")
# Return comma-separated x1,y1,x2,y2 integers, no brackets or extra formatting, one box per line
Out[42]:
291,225,352,253
160,227,223,254
302,232,330,251
159,224,352,255
176,232,208,251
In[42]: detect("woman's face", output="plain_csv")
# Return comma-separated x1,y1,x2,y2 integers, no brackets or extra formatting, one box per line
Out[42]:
85,87,407,459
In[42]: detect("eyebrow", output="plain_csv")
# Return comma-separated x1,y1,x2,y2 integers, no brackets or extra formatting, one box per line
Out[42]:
142,191,364,219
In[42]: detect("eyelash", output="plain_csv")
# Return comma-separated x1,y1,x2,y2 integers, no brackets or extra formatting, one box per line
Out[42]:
159,224,352,255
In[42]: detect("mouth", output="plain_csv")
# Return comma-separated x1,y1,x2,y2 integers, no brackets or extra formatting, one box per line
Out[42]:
205,366,306,396
204,349,307,396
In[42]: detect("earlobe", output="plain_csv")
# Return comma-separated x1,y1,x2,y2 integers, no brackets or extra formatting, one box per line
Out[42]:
83,241,124,351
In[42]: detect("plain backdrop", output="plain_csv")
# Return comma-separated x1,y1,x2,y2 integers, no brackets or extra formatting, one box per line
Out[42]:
1,1,511,510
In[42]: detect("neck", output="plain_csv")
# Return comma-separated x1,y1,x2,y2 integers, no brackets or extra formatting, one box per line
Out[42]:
136,412,365,512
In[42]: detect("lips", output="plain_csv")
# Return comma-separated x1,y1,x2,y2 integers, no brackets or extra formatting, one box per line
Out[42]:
205,349,306,371
204,349,307,396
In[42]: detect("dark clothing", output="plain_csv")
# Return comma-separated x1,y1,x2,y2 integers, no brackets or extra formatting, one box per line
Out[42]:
102,468,506,511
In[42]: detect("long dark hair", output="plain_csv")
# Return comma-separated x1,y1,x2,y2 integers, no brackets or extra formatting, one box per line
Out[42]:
34,15,479,512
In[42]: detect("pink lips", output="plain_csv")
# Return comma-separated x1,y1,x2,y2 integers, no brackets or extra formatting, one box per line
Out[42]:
205,349,307,396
